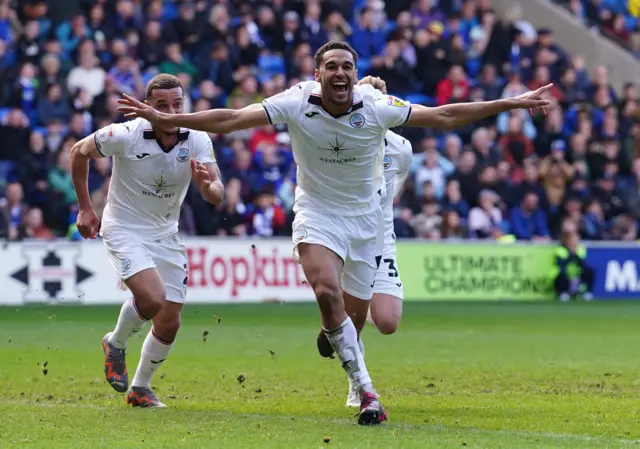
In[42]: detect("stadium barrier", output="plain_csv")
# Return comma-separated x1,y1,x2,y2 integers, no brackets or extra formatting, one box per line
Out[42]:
1,239,639,305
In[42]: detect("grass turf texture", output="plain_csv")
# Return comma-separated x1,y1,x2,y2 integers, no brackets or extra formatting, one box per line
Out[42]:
1,302,640,448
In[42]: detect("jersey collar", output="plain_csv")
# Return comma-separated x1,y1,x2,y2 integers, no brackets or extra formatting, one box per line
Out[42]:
307,87,364,119
143,128,190,153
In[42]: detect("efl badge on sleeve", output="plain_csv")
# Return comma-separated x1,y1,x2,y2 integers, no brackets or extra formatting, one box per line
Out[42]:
387,96,406,107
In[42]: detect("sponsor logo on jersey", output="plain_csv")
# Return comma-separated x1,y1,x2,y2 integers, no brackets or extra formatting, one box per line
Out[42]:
176,147,189,162
318,134,355,164
108,127,114,137
142,171,176,198
383,155,392,170
387,96,406,107
349,113,365,128
305,112,319,118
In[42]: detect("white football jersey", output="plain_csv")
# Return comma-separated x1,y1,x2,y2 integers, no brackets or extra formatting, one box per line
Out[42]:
262,81,412,216
93,118,216,239
381,131,413,245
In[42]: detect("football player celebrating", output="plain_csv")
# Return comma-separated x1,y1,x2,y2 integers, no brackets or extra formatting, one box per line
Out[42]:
117,41,550,424
70,74,224,407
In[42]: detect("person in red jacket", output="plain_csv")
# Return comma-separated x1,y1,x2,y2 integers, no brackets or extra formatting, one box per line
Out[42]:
499,113,534,183
436,64,469,106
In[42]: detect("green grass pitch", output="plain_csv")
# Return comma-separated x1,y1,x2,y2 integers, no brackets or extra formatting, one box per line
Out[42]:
1,301,640,448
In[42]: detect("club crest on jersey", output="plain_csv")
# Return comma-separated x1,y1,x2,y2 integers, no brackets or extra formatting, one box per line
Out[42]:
293,229,308,245
349,113,365,128
176,147,189,162
387,96,406,107
120,258,131,274
383,155,392,170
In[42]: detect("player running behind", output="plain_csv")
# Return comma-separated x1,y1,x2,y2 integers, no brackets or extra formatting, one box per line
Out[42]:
336,76,412,407
117,41,550,424
70,74,224,408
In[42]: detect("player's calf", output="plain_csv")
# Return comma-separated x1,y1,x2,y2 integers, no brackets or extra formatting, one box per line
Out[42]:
129,301,181,403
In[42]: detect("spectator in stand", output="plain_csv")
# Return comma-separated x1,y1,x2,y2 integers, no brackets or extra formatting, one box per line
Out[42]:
38,83,70,125
441,179,470,219
583,198,608,240
510,191,551,241
411,199,443,239
539,140,575,214
436,64,469,106
471,127,501,166
500,114,534,183
66,48,105,103
348,7,386,59
441,209,469,240
468,189,503,238
21,207,52,240
0,182,28,240
248,188,286,237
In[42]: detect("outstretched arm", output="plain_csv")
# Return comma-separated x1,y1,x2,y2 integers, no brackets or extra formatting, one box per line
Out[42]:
117,95,270,134
405,84,553,130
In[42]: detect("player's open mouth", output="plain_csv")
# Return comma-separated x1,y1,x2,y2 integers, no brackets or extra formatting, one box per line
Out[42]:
332,81,348,94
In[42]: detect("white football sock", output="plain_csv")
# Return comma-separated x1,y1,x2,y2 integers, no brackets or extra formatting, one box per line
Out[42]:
347,337,366,390
131,328,174,389
108,298,147,349
324,317,374,395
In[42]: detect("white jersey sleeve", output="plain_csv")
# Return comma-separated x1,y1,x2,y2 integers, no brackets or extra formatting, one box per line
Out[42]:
373,95,412,130
94,122,132,158
262,84,306,125
393,138,413,196
191,131,216,164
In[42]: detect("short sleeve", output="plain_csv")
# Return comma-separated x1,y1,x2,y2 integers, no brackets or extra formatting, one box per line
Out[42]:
262,85,304,125
192,132,216,164
374,95,412,130
93,122,131,158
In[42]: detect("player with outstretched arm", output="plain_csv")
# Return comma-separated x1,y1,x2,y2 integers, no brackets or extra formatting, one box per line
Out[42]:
70,74,224,408
117,41,550,424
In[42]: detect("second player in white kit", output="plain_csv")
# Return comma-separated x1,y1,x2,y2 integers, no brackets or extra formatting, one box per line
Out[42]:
71,74,223,408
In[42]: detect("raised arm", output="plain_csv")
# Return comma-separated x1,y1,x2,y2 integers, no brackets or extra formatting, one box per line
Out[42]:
405,84,553,130
117,95,269,134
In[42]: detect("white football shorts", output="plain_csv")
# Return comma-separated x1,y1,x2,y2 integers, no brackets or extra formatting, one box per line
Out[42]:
372,241,403,300
102,231,188,304
292,206,383,300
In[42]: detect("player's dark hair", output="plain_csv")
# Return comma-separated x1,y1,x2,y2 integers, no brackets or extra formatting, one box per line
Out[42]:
314,40,358,69
146,74,183,99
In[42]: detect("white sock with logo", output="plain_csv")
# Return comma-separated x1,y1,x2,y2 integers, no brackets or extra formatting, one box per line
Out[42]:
108,298,147,349
324,317,374,395
348,337,366,391
131,328,174,389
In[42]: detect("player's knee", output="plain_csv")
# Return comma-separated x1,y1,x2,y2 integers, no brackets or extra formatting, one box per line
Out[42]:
154,312,181,342
313,282,342,311
133,286,165,317
375,318,400,335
